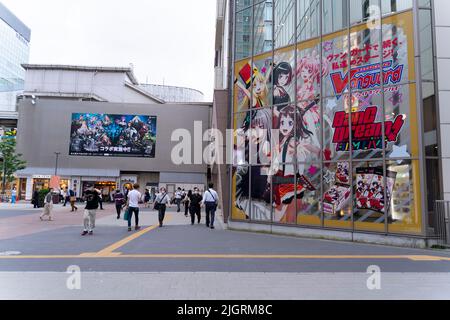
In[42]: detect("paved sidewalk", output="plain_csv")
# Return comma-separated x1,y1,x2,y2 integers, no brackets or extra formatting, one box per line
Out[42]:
1,272,450,300
0,203,116,241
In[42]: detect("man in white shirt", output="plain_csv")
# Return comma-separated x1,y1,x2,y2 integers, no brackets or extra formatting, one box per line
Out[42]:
202,183,219,229
126,183,142,232
175,188,183,212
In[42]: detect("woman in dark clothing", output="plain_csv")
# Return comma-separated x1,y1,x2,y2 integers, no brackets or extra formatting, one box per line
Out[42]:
32,190,39,208
144,189,151,208
113,189,125,219
183,190,191,217
188,188,203,225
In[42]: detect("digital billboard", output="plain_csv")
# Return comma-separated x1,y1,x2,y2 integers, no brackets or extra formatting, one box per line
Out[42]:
70,113,157,158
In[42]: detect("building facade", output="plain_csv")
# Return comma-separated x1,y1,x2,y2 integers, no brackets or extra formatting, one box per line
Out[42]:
226,0,445,246
0,2,30,124
16,65,211,201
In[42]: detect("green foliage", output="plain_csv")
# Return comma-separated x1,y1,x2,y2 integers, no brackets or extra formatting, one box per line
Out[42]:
38,189,50,207
0,136,27,185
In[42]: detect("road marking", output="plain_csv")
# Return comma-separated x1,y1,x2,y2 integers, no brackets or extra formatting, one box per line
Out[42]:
92,214,173,257
0,254,449,261
94,225,159,257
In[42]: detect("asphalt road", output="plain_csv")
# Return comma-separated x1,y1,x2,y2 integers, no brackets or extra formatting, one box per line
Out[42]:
1,205,450,299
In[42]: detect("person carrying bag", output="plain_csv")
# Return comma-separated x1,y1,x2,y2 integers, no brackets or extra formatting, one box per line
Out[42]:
202,183,219,229
154,187,171,227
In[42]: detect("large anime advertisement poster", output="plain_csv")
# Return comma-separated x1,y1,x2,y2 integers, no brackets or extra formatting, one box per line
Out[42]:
70,113,157,158
232,11,421,233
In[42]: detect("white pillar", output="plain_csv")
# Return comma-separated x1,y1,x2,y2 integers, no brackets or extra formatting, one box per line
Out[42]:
25,178,33,201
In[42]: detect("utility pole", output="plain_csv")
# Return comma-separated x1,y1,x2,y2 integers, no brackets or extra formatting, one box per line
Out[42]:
54,152,60,176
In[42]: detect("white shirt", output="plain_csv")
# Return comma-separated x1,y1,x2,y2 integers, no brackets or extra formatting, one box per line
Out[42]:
202,189,219,204
155,193,171,204
128,189,142,208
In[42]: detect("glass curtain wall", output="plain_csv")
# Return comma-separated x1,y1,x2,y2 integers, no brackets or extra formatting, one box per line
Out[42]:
232,0,431,236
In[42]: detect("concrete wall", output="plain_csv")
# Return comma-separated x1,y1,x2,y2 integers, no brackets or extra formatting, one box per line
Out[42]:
434,0,450,200
24,69,158,104
16,99,211,175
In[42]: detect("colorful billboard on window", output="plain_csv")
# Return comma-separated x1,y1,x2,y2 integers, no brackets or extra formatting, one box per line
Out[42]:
70,113,157,158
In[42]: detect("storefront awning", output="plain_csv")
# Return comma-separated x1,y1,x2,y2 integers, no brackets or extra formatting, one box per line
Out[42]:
16,167,120,178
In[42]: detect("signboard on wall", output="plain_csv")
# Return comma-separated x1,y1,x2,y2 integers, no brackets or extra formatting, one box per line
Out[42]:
69,113,157,158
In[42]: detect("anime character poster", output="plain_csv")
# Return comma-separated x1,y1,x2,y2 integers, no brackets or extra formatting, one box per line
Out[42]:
323,162,352,217
69,113,157,158
273,48,295,109
234,53,273,113
356,167,397,214
234,108,272,222
323,11,413,158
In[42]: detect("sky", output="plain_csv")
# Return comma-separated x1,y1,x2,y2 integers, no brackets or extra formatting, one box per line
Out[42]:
2,0,216,101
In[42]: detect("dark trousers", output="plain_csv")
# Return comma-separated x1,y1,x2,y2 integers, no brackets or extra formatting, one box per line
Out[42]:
158,205,167,225
127,207,139,227
99,199,103,210
116,204,122,217
189,205,201,224
205,202,217,227
63,196,69,206
184,202,189,216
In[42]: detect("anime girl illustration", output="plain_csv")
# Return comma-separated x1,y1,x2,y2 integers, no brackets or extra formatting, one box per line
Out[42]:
272,105,315,223
235,62,272,110
273,62,293,108
235,109,272,220
296,51,333,161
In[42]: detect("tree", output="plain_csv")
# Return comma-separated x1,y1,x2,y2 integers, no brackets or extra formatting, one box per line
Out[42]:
0,134,26,195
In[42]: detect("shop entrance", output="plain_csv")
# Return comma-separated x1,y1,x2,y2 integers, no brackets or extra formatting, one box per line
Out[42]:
82,181,117,202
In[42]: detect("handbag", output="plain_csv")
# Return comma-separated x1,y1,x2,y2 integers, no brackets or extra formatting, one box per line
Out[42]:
70,196,76,202
123,208,130,221
153,194,167,211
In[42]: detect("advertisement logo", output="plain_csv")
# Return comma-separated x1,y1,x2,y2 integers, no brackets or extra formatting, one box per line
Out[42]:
330,60,404,98
332,106,405,152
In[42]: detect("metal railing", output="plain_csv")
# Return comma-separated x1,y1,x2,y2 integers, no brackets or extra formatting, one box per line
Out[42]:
434,201,450,246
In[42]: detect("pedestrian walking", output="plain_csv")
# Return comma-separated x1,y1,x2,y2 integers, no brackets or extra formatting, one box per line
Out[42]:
154,187,171,227
126,183,142,232
98,189,104,210
40,188,54,221
183,190,190,217
32,190,39,209
202,183,219,229
11,187,17,204
69,188,78,212
144,189,151,208
63,187,70,206
113,189,125,219
81,184,100,236
175,188,183,212
188,188,203,225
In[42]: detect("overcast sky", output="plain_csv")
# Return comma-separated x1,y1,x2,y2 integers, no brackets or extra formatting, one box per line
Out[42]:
3,0,216,101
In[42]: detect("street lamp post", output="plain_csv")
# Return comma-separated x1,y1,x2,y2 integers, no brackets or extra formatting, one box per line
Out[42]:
54,152,60,176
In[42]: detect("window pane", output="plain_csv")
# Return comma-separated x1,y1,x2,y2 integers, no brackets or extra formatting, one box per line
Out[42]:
387,160,422,235
235,7,252,60
297,0,320,42
297,163,322,226
253,53,273,107
323,0,349,34
254,1,274,55
273,46,295,108
274,0,295,48
353,161,386,233
323,161,352,229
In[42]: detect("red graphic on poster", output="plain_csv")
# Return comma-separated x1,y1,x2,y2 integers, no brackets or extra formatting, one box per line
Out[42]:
332,106,405,152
